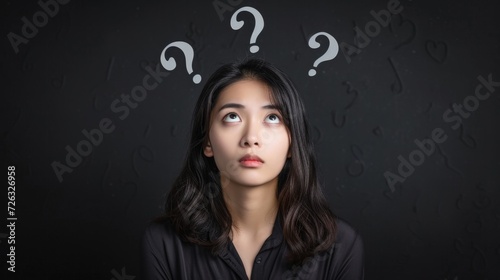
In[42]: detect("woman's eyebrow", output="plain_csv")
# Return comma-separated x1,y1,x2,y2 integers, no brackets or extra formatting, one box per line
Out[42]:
217,103,281,112
217,103,244,112
263,104,281,110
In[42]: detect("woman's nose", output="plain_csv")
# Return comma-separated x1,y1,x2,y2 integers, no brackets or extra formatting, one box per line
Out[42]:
240,121,260,147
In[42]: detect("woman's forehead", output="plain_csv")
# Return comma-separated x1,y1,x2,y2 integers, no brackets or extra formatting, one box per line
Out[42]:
217,80,272,103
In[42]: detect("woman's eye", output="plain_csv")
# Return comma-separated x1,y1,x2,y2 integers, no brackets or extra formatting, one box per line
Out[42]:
265,114,281,124
223,113,241,122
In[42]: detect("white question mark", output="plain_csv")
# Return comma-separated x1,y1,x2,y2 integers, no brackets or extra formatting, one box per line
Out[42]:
160,41,202,84
230,6,264,53
308,32,339,77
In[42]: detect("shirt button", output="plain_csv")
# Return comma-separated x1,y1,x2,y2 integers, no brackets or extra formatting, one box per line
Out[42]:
256,257,262,264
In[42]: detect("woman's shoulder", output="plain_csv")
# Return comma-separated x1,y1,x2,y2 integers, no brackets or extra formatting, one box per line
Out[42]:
142,216,181,246
320,217,364,278
330,217,364,263
334,217,363,245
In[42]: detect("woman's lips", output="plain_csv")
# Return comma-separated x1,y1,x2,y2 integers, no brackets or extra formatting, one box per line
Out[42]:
239,154,263,167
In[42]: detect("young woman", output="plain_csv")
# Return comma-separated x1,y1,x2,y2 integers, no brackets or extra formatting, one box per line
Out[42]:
141,58,364,279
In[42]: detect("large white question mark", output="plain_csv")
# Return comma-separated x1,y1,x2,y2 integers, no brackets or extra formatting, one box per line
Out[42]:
230,6,264,53
308,32,339,77
160,41,202,84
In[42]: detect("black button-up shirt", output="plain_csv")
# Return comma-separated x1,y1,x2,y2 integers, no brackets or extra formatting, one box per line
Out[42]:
141,216,364,279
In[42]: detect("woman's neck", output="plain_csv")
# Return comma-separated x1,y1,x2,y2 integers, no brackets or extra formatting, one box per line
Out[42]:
222,178,279,237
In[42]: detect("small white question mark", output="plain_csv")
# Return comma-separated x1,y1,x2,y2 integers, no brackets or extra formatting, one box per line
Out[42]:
308,32,339,77
231,6,264,53
160,41,202,84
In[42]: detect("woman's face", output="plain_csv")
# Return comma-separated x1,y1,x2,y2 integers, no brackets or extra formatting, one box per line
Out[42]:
204,79,291,188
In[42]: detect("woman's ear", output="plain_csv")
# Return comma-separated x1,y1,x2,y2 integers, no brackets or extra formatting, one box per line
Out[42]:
204,141,214,157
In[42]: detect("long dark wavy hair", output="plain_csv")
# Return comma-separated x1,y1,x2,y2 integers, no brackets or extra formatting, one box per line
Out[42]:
162,58,336,265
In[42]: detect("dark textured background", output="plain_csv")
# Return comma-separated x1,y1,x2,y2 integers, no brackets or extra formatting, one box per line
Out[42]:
1,0,500,279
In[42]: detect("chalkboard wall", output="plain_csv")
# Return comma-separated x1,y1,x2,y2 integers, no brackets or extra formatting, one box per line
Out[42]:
2,0,500,279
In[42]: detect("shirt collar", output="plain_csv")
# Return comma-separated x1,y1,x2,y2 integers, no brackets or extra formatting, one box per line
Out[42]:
260,212,284,251
219,211,284,257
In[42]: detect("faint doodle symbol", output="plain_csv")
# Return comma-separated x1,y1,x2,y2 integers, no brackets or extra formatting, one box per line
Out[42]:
388,57,403,94
372,126,384,137
475,182,487,191
408,220,425,242
331,81,359,129
107,56,115,81
342,81,358,109
91,81,117,112
425,40,448,63
170,125,178,137
230,6,264,53
307,32,339,76
473,195,490,210
186,21,203,46
132,145,154,177
389,13,416,50
51,74,66,89
424,102,433,113
454,238,472,255
160,41,202,84
436,145,462,176
458,124,477,148
186,21,207,63
412,194,422,215
311,125,322,143
346,144,365,177
331,110,346,128
143,124,151,138
424,102,433,121
300,24,308,44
